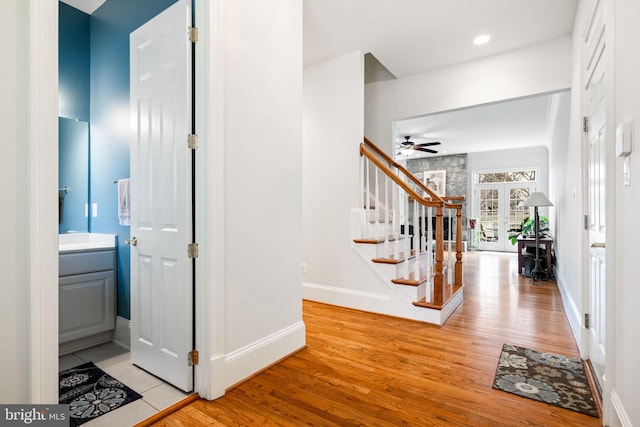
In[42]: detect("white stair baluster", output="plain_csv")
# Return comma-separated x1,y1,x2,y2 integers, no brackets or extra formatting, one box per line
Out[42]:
413,200,420,279
359,154,365,239
375,167,380,240
427,207,433,281
385,173,389,238
448,208,453,284
366,158,371,238
393,170,400,260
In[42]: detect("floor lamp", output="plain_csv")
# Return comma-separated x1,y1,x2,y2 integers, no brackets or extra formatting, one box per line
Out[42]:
522,192,553,280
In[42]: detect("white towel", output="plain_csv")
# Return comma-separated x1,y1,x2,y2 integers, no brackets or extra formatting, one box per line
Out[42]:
117,178,131,226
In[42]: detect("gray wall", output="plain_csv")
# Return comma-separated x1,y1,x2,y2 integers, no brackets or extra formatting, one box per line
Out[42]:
407,154,469,239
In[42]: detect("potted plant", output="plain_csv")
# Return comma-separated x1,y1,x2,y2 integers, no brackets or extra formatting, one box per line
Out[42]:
509,215,549,245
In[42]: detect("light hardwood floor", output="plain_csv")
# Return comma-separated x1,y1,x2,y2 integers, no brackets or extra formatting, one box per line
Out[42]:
149,252,601,426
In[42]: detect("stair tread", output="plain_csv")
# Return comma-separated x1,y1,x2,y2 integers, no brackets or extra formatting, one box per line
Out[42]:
374,251,418,264
391,272,431,286
413,283,464,310
372,249,429,264
353,235,406,245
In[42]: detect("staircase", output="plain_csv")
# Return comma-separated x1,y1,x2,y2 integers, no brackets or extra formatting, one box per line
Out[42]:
353,138,464,325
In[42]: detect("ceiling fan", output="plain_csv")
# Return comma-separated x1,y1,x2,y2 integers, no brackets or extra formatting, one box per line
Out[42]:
396,135,441,155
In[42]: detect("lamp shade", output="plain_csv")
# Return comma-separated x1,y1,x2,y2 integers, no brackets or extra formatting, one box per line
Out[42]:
523,192,553,207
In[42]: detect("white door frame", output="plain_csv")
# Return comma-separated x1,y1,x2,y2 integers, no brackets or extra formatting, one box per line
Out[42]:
579,0,616,423
28,0,224,402
472,170,538,253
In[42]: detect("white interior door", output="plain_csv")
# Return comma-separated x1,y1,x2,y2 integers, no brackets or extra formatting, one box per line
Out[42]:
584,0,606,389
129,0,193,392
476,182,534,252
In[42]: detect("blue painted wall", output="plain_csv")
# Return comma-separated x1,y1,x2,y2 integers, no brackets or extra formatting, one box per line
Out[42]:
59,0,177,320
89,0,178,319
59,3,90,122
59,4,90,234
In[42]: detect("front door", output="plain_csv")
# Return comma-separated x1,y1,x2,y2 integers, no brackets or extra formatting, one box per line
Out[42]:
476,182,535,252
129,0,194,392
584,0,606,390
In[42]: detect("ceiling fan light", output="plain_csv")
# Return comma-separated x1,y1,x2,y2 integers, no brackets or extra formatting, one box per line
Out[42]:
400,148,413,156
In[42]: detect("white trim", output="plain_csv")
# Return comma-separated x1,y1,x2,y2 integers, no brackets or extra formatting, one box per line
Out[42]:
30,0,220,403
224,322,306,389
303,282,460,325
59,331,113,356
554,271,582,350
112,316,131,350
194,0,225,401
609,389,632,427
29,0,59,404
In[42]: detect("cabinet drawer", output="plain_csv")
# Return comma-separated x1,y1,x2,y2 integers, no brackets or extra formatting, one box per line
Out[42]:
59,250,116,276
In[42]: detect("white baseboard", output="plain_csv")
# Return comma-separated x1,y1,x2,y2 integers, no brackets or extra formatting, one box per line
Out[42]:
554,273,582,348
303,281,458,325
224,321,306,389
610,389,632,427
112,316,131,350
59,331,113,356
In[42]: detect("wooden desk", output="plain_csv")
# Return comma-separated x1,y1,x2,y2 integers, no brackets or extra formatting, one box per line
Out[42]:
517,236,553,278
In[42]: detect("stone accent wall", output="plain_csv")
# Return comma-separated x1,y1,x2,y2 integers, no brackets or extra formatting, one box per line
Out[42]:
407,154,469,241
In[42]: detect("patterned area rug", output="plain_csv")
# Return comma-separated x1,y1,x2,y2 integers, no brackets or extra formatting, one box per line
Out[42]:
492,344,599,418
59,362,142,426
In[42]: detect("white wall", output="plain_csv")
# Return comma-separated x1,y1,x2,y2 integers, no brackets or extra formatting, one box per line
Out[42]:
303,52,373,288
303,52,407,310
468,145,551,221
365,36,574,154
552,18,586,346
220,0,305,387
1,0,58,404
468,146,550,190
0,0,30,403
612,0,640,425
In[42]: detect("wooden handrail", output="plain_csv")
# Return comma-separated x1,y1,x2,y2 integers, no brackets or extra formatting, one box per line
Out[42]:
361,137,464,292
363,138,463,210
360,144,443,209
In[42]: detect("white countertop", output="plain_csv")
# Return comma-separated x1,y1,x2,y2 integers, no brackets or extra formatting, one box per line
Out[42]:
59,233,117,252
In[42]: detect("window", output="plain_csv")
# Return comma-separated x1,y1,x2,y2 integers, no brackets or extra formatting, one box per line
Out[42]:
475,170,536,183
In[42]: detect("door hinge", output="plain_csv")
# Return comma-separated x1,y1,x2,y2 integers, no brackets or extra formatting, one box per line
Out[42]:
189,26,198,43
584,313,591,329
188,350,199,366
583,116,590,133
188,134,198,150
584,214,590,230
188,243,199,259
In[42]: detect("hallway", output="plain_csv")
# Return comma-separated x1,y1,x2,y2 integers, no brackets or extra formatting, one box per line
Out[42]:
148,251,600,426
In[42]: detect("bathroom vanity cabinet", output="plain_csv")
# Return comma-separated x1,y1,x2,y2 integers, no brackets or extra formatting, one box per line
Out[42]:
59,248,116,354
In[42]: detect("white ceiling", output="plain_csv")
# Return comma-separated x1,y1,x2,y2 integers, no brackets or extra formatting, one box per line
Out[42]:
60,0,107,15
304,0,578,159
303,0,579,78
62,0,577,159
393,91,569,158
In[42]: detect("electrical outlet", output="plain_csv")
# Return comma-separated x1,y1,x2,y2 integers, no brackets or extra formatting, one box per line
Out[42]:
92,203,98,217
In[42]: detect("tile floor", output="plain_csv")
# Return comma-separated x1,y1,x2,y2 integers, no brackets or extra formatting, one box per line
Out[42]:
59,342,191,426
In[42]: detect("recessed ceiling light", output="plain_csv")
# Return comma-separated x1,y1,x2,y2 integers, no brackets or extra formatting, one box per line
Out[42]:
473,34,491,45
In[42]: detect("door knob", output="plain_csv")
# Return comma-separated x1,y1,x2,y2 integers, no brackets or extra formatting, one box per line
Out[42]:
590,242,605,248
126,237,138,246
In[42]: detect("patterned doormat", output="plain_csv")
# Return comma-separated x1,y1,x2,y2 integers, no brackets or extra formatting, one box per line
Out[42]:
59,362,142,426
492,344,599,418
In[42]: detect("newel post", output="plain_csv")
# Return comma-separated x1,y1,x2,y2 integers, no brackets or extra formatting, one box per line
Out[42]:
455,206,463,287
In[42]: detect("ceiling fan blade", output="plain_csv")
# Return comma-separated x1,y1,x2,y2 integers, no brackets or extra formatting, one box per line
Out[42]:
414,147,439,154
415,141,441,147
